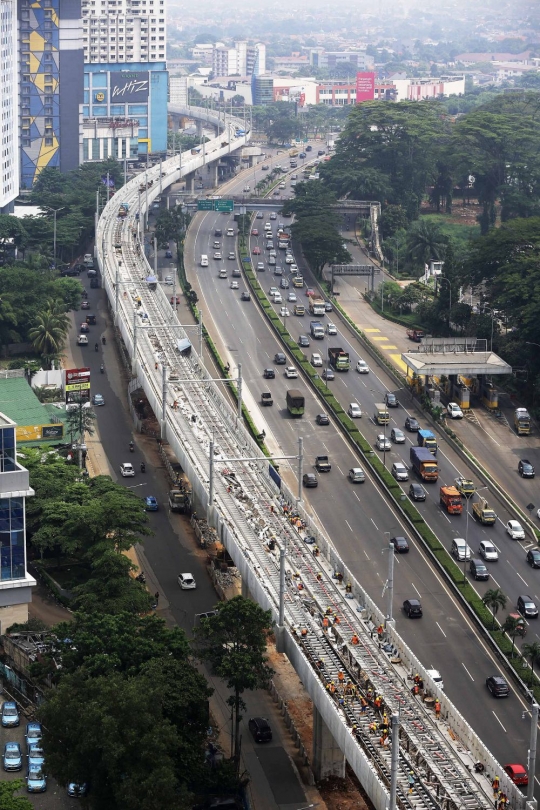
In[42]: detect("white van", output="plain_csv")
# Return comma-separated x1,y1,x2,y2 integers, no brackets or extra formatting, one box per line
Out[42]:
451,537,471,561
226,228,235,237
200,255,208,267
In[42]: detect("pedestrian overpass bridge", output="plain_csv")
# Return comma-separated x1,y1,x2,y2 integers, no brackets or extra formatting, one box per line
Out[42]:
96,105,523,810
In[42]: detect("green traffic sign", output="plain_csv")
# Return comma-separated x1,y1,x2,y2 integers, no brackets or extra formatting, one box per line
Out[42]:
197,200,213,210
215,199,234,212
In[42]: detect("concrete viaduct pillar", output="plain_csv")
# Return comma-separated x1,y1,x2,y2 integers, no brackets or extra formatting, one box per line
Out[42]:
184,172,195,192
312,705,346,780
196,120,203,137
207,162,218,188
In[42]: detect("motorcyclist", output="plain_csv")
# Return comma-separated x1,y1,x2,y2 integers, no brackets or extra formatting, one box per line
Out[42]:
140,462,146,472
101,335,106,345
94,343,99,352
100,364,104,373
129,441,134,452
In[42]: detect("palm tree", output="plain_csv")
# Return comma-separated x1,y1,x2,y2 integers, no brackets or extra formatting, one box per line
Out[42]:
482,588,507,629
406,219,446,272
522,641,540,685
502,614,522,658
28,308,69,369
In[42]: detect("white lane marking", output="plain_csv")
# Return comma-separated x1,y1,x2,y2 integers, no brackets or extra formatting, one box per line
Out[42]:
462,664,475,682
491,712,507,732
371,518,379,531
345,520,353,533
411,582,422,597
436,622,447,638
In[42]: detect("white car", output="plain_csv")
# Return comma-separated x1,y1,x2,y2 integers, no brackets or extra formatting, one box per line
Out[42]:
213,252,222,260
326,323,337,336
228,252,236,260
243,185,250,192
273,292,282,303
178,572,196,590
285,254,294,264
280,307,290,317
426,669,444,690
311,353,323,367
230,281,239,289
285,366,298,378
506,520,525,540
290,264,298,273
356,359,369,374
269,286,279,296
119,462,135,477
287,291,297,302
376,434,392,451
164,275,173,286
479,540,499,561
348,403,362,418
447,402,463,418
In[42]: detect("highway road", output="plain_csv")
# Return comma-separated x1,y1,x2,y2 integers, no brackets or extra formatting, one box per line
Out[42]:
176,147,539,779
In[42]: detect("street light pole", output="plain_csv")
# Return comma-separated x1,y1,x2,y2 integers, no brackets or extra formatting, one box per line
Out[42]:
438,276,452,334
384,531,394,626
465,486,488,582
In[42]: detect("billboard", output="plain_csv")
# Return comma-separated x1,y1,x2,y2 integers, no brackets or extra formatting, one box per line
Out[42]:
65,368,91,403
111,71,150,103
16,424,64,442
356,72,375,103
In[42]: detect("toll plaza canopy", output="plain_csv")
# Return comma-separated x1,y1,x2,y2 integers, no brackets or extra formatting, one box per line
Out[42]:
401,337,512,377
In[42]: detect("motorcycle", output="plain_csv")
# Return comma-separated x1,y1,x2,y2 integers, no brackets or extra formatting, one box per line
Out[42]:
140,462,146,473
129,441,134,453
135,572,146,584
94,343,99,352
100,364,104,374
101,335,106,345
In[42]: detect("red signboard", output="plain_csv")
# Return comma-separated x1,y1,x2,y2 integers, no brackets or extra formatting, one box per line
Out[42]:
356,72,375,103
65,367,91,403
65,367,90,384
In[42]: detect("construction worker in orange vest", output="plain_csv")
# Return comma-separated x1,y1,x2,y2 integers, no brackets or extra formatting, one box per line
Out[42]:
434,699,441,719
351,633,359,644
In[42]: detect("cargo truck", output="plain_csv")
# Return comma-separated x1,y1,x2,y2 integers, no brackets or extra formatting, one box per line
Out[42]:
310,321,324,339
309,298,326,316
278,234,291,249
315,455,331,472
286,389,305,417
168,487,192,514
514,408,531,436
328,347,350,371
472,497,496,525
410,447,438,481
417,429,437,455
406,329,424,342
373,403,389,425
439,486,463,514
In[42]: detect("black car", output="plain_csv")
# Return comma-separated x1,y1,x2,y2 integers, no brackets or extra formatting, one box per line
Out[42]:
240,291,251,301
61,266,81,277
518,459,535,478
409,483,426,501
317,149,326,156
405,416,420,431
486,675,510,697
302,473,318,488
298,335,310,348
403,598,422,618
248,717,272,743
274,352,286,364
90,277,99,288
322,368,335,381
390,536,409,553
385,392,398,407
86,313,97,325
324,301,333,312
214,229,222,237
527,549,540,568
469,558,489,581
299,152,307,158
517,594,538,618
316,413,330,425
263,368,275,379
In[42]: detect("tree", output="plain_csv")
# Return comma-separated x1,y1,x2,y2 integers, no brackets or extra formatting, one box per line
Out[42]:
266,115,299,145
406,219,446,273
65,398,96,451
71,551,153,615
195,596,274,766
522,641,540,686
0,780,34,810
482,588,507,629
0,215,28,255
379,205,408,239
28,307,69,367
502,614,522,658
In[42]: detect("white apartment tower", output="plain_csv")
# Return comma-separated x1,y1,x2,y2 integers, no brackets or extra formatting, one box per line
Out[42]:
212,41,265,78
0,0,18,212
81,0,166,63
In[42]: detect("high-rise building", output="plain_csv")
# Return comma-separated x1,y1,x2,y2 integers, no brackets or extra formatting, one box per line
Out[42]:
213,41,266,78
0,413,35,631
81,0,168,159
251,75,273,106
0,0,18,209
18,0,84,189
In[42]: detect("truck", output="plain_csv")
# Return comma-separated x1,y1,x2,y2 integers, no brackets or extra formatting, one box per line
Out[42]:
315,455,331,472
309,298,326,316
278,234,291,249
286,389,305,417
261,392,273,407
168,487,192,514
439,486,463,515
454,477,475,497
292,275,304,288
472,497,496,525
328,347,350,372
410,447,438,482
514,407,531,436
406,328,425,342
310,321,324,339
417,429,437,455
373,403,390,425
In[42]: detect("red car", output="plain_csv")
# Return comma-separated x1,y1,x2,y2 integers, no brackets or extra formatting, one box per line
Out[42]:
251,228,259,236
305,288,315,297
79,322,89,333
81,300,90,310
505,764,528,786
252,246,261,255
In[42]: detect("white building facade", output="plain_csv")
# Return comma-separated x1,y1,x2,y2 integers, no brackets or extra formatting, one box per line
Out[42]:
81,0,166,64
0,0,18,211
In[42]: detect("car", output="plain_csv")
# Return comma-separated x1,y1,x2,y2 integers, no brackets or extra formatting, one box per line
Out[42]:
299,151,306,158
269,256,276,265
311,353,323,367
83,253,93,264
178,572,196,590
280,307,290,317
273,292,282,303
26,764,47,792
303,473,318,488
251,228,259,236
256,211,264,219
504,764,528,786
90,278,99,288
278,182,286,189
376,434,391,451
228,252,236,260
266,241,274,250
451,538,471,561
86,313,97,326
240,291,251,301
290,264,299,273
348,467,365,483
517,594,538,618
390,536,409,553
92,394,105,406
506,520,525,540
61,266,81,277
270,212,277,220
145,496,158,511
527,548,540,567
214,229,222,237
518,459,535,478
479,540,499,561
3,742,22,771
391,462,409,481
486,675,510,697
316,413,330,426
285,254,294,264
230,281,239,289
280,278,289,289
285,366,298,378
274,266,283,276
269,286,279,297
324,301,333,312
403,598,422,618
164,275,174,286
317,149,326,156
261,165,269,171
67,783,89,797
119,462,135,477
288,291,297,302
243,185,250,192
322,368,335,381
81,300,90,310
356,359,369,374
1,702,19,728
405,416,420,432
274,352,286,364
263,368,275,379
348,403,362,418
252,246,261,255
409,482,426,501
305,288,315,298
257,262,265,271
87,267,97,277
25,723,42,753
79,322,89,333
385,392,398,407
391,428,405,443
469,558,489,581
326,322,337,336
165,249,173,259
248,717,273,743
28,744,45,768
77,334,88,345
447,402,464,418
298,335,310,347
426,669,444,690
